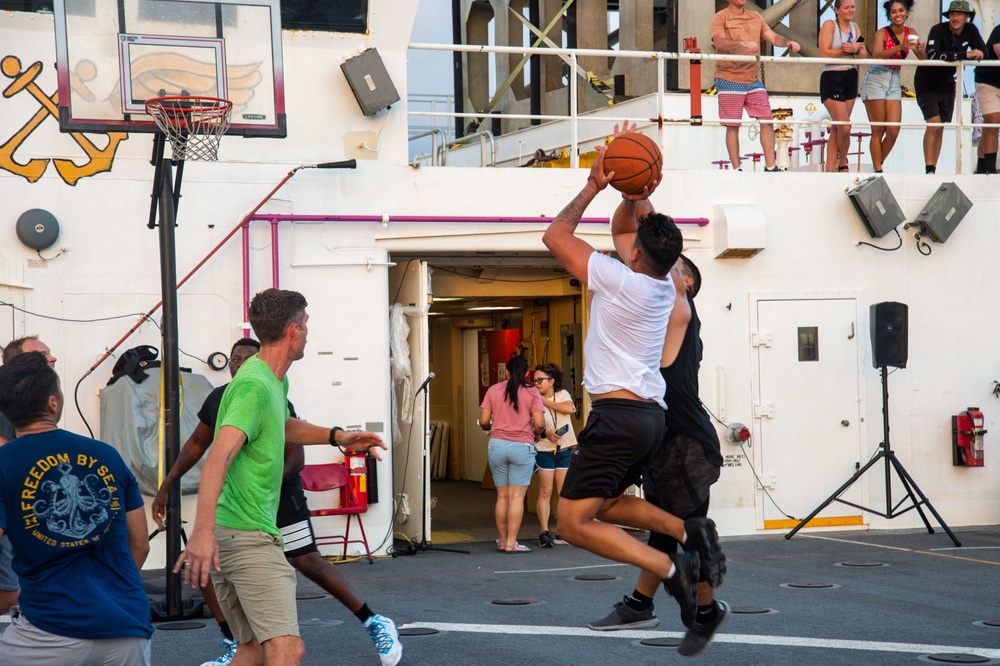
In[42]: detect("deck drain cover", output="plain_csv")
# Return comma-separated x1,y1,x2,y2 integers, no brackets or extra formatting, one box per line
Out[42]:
983,620,1000,627
786,582,835,589
731,606,773,614
399,627,439,636
575,574,617,581
296,591,326,600
926,654,990,663
492,599,536,605
640,637,682,647
837,561,885,568
157,621,206,630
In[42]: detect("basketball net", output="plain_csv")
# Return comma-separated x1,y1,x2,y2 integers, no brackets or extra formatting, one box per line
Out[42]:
145,96,233,162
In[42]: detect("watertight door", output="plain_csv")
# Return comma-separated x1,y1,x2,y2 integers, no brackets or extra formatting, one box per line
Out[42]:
752,297,865,529
388,260,431,544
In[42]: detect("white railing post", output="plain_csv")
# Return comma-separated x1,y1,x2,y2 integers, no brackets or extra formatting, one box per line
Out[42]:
955,60,964,175
570,52,579,169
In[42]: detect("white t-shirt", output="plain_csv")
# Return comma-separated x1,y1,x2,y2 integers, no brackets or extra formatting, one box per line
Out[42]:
582,252,674,408
538,388,578,452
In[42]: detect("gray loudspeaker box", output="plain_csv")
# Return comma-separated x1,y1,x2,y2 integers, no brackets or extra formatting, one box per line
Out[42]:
912,183,972,243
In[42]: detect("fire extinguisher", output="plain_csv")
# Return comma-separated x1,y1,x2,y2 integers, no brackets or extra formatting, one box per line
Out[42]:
344,451,369,510
952,407,986,467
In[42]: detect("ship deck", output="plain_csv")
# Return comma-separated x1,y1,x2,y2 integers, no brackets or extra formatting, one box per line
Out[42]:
141,522,1000,665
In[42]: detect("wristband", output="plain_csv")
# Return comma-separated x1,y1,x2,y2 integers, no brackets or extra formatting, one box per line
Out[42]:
329,426,344,446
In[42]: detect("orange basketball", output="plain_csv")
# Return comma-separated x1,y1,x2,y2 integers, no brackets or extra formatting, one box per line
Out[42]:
603,133,662,195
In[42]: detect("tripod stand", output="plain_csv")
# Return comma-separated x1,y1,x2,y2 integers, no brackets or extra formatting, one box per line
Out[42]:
785,366,961,547
415,380,469,554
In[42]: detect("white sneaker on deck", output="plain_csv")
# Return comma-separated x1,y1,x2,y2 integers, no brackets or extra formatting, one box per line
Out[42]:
364,613,403,666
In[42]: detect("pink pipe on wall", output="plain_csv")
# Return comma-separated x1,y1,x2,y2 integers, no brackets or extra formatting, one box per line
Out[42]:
241,214,710,321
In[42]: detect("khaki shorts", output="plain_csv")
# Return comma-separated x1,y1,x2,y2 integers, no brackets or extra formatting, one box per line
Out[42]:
211,526,299,645
976,82,1000,117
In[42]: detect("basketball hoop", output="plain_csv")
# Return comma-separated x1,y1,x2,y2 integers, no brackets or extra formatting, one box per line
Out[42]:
144,96,233,162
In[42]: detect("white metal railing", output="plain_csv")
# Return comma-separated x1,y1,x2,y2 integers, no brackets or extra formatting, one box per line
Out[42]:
407,42,1000,173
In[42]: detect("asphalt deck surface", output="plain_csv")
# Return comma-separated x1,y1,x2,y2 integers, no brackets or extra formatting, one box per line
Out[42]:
132,524,1000,665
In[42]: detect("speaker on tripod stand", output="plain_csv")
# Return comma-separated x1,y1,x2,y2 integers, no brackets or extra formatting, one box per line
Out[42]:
870,301,907,369
786,301,960,546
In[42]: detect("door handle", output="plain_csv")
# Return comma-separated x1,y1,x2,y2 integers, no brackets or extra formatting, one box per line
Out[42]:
847,323,855,340
841,420,850,427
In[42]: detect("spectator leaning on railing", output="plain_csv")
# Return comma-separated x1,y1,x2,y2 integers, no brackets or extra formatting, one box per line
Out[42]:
710,0,800,172
913,0,986,174
973,20,1000,174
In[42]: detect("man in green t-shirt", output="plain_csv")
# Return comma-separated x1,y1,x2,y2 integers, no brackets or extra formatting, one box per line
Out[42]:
176,289,387,666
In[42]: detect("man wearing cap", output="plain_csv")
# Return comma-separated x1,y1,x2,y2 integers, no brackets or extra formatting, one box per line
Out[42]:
914,0,986,174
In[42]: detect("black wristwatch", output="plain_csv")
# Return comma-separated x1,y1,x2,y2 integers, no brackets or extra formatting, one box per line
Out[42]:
328,426,344,446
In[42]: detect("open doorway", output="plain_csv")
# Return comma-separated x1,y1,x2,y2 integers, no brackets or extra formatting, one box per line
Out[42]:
392,252,587,545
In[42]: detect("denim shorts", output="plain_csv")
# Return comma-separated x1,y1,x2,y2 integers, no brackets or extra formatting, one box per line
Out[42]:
535,447,573,471
488,439,537,487
860,66,902,102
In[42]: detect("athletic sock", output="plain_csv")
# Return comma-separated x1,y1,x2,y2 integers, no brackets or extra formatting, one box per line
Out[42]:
925,165,936,174
697,603,717,623
218,620,234,641
665,562,677,579
986,153,997,174
625,590,654,611
976,157,987,174
354,603,374,623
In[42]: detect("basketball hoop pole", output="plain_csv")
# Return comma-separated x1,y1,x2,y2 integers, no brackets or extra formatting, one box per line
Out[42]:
148,133,191,621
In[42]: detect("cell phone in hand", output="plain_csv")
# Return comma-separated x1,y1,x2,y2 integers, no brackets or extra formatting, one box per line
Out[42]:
555,424,569,436
856,35,865,43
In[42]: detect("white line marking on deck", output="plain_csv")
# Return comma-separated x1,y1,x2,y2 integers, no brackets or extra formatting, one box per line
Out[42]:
801,535,1000,565
400,622,1000,659
494,563,629,574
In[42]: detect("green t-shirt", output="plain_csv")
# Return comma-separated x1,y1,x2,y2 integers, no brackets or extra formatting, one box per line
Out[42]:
214,355,290,536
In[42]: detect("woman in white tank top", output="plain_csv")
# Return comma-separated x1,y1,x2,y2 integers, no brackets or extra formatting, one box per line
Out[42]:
818,0,868,172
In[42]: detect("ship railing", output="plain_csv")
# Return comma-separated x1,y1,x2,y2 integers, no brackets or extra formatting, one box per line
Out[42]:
408,42,1000,173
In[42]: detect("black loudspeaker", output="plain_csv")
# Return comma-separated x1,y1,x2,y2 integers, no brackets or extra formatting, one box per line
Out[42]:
911,182,972,243
847,176,906,239
870,301,908,369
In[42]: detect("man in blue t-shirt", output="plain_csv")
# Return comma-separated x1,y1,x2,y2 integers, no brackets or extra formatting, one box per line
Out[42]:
0,351,153,665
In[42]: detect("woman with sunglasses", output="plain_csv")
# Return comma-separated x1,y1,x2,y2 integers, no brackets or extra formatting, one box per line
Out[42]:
532,363,578,548
480,355,545,553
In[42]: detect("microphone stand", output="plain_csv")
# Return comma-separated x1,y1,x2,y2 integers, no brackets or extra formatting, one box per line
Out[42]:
415,379,469,555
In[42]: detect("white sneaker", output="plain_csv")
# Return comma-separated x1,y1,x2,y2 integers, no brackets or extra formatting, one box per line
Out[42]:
364,614,403,666
200,637,237,666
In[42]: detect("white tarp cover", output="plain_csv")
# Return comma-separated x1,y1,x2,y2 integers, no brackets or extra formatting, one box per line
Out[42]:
100,368,215,496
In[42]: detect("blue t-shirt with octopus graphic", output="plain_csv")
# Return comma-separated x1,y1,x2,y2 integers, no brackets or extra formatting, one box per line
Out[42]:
0,429,152,640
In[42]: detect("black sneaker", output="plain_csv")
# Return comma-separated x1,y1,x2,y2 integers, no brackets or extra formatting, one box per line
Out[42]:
539,531,555,548
683,517,726,588
678,599,730,657
587,596,660,631
662,551,699,628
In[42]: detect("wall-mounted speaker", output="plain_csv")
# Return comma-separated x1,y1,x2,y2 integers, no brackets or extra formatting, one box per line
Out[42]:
341,48,400,117
870,301,908,369
911,182,972,243
846,177,906,239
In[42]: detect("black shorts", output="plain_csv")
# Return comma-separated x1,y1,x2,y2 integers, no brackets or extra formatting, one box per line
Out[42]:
647,495,710,554
643,431,721,518
916,91,955,122
820,68,859,103
276,482,318,558
560,399,666,500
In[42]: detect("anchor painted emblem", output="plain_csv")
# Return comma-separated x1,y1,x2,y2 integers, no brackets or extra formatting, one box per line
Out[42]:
1,55,127,186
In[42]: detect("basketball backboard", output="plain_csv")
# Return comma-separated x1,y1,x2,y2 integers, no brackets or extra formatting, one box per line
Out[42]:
53,0,285,137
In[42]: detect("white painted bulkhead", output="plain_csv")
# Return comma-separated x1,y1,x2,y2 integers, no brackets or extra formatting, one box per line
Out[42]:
2,5,999,570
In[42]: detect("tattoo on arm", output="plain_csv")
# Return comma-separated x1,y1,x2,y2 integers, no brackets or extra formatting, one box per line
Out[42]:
554,188,594,232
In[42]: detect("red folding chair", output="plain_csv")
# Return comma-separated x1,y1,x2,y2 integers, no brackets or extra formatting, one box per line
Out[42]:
299,462,373,564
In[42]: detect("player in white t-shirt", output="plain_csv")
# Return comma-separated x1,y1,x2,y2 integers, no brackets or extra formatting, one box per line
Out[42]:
541,126,725,630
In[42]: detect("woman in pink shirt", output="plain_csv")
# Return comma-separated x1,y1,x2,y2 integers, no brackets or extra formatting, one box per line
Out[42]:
480,356,545,553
